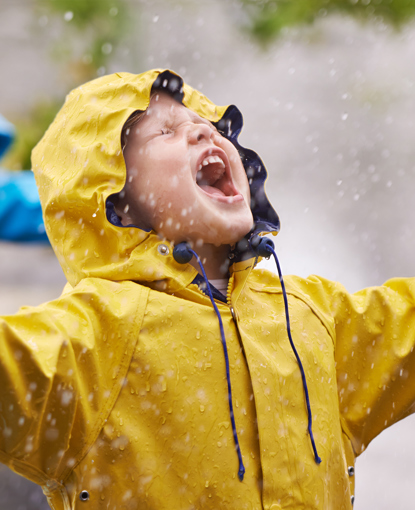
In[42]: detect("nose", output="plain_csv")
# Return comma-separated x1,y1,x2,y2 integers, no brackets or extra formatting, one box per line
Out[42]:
188,123,215,145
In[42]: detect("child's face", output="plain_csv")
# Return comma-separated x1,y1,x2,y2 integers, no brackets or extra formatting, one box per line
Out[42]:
118,93,254,246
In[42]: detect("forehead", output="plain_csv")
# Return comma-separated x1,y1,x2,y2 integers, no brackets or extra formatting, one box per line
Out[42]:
145,92,212,125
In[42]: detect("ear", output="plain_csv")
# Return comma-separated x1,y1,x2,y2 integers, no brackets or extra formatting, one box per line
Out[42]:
112,194,152,231
114,204,135,227
112,192,133,227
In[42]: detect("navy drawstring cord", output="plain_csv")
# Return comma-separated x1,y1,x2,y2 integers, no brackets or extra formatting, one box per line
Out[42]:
173,243,246,481
250,236,322,465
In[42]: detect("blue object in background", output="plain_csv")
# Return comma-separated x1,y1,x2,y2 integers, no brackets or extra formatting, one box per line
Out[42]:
0,114,48,243
0,170,48,242
0,114,15,159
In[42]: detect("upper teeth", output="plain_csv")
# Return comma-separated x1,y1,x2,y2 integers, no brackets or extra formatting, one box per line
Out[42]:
199,155,225,170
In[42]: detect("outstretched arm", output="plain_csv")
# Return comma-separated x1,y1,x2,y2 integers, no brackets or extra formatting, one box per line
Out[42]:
304,275,415,456
0,278,147,487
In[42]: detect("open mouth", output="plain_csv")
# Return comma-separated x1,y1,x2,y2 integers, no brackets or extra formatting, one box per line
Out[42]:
195,151,243,203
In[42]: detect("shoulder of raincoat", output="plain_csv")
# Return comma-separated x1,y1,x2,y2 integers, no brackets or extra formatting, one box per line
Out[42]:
0,69,414,510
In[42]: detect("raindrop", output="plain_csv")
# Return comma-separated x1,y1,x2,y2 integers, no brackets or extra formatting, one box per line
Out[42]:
341,113,348,121
109,7,118,16
61,390,73,406
64,11,73,21
171,175,179,187
102,43,113,55
153,15,159,23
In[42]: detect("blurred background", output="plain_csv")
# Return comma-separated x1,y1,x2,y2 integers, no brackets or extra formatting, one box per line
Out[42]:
1,0,415,508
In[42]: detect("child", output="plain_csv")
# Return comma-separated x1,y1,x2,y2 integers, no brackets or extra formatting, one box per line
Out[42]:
1,69,414,510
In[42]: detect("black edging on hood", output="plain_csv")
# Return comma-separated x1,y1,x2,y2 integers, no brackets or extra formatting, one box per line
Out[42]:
106,70,280,263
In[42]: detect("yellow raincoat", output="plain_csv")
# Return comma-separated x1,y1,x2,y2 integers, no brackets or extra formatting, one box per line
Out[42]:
1,69,414,509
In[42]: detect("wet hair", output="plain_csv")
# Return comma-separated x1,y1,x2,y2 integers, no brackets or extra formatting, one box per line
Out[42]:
121,110,145,151
121,80,183,152
116,86,183,212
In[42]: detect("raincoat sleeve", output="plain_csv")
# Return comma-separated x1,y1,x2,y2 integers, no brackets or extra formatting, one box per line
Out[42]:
306,275,415,456
0,278,147,487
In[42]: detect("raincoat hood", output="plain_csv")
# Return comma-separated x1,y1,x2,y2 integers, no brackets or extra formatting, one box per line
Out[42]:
32,69,279,289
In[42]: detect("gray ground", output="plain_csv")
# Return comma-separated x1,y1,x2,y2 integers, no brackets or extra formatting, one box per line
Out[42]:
1,1,415,508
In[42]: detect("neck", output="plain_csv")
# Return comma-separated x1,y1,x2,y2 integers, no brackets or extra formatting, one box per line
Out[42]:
189,243,230,280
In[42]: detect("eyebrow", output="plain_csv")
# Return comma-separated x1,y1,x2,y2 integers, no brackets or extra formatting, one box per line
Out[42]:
188,110,217,130
146,101,216,133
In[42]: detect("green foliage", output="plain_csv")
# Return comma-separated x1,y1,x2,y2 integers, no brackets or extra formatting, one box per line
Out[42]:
41,0,124,29
6,0,131,170
242,0,415,44
3,101,61,170
36,0,129,80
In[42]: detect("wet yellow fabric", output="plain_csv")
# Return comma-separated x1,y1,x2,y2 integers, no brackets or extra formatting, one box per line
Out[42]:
0,69,413,509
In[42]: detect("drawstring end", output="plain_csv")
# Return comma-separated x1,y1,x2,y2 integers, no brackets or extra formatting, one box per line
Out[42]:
173,242,247,482
250,235,322,466
309,424,322,464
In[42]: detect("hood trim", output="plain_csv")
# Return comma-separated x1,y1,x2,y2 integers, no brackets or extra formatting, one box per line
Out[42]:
106,70,280,263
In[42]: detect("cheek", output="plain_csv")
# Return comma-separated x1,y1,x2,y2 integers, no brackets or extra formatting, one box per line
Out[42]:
219,139,249,191
234,165,251,200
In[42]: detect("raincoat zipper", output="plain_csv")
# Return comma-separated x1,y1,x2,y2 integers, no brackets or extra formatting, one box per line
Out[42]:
226,273,238,321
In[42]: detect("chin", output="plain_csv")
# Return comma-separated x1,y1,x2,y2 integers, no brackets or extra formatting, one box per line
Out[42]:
209,221,254,246
159,211,254,247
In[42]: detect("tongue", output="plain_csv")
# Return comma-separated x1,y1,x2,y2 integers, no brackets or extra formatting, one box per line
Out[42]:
199,184,226,197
